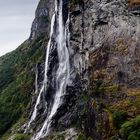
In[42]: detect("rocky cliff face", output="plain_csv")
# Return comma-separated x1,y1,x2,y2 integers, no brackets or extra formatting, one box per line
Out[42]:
0,0,140,140
30,0,55,40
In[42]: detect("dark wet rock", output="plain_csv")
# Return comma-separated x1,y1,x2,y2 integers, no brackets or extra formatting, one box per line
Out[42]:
30,0,55,40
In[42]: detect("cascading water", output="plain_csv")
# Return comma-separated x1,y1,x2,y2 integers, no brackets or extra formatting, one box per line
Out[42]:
24,64,39,133
25,14,56,131
35,64,39,94
28,0,70,139
33,0,70,139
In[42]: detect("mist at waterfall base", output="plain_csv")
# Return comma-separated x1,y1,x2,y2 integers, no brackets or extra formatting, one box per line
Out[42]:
25,0,70,139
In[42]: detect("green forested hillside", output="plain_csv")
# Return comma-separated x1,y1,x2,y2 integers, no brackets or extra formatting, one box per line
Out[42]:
0,34,47,137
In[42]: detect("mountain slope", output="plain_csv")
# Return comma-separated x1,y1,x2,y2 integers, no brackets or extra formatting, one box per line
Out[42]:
0,35,48,138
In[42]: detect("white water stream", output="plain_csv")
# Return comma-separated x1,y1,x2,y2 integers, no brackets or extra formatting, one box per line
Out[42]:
27,0,70,139
26,14,56,131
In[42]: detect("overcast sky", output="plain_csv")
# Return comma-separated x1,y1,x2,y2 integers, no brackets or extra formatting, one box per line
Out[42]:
0,0,38,56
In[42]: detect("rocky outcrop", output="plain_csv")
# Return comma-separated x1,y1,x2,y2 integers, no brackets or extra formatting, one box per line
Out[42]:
27,0,140,139
64,0,140,139
30,0,55,40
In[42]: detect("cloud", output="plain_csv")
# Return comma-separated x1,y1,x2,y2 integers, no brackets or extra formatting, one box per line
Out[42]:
0,41,21,56
0,0,38,56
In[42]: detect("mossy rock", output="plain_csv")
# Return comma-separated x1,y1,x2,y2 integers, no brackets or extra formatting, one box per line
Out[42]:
77,133,86,140
112,111,127,129
97,85,120,94
47,133,65,140
69,0,83,10
119,116,140,140
13,134,30,140
77,133,92,140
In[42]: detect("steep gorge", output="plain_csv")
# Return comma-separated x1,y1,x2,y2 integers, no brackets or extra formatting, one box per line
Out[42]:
0,0,140,140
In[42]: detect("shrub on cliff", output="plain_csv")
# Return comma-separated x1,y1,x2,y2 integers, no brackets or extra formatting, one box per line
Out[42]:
119,116,140,140
112,111,127,129
13,134,30,140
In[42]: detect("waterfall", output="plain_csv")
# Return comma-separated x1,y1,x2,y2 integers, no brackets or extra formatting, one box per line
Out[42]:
25,64,39,132
25,14,56,131
35,64,38,94
29,0,70,139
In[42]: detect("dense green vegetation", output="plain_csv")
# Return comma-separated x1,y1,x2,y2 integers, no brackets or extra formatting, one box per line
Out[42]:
112,111,127,129
0,34,47,137
13,133,30,140
120,116,140,140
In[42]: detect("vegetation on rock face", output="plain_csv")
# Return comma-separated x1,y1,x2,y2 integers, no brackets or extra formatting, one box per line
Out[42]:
13,133,30,140
97,85,120,94
112,111,127,129
0,34,47,138
119,116,140,140
77,133,87,140
69,0,83,10
88,34,140,139
77,133,92,140
128,0,140,5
